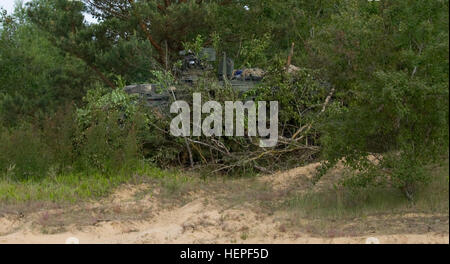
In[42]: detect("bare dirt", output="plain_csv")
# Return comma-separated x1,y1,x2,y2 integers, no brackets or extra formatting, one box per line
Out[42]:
0,163,448,244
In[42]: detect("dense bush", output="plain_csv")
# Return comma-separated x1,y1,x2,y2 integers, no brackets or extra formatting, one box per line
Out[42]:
312,0,449,198
0,88,149,180
0,124,52,180
74,87,147,173
0,6,95,127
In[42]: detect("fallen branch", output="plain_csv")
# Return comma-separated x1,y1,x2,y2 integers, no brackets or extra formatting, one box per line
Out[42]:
291,86,336,141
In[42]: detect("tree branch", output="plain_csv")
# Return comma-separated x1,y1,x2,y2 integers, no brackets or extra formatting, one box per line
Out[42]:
127,0,165,65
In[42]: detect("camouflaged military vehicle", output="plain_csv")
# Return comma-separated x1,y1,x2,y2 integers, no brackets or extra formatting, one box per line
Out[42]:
124,48,263,108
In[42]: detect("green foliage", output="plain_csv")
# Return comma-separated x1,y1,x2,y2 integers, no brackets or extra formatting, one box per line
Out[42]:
26,0,157,87
0,162,179,203
150,70,176,92
313,0,449,198
249,60,328,133
73,86,150,173
75,110,142,174
75,84,182,168
0,124,52,180
41,104,78,173
25,0,339,84
0,87,149,180
182,34,205,56
239,33,272,68
76,86,140,128
0,4,94,126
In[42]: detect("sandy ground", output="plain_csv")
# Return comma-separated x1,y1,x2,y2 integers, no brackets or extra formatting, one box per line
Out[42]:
0,163,448,244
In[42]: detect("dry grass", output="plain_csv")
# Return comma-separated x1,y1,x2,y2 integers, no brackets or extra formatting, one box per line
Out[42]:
0,159,448,239
277,160,449,237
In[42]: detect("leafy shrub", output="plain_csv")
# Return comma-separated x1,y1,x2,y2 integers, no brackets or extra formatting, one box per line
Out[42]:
0,124,52,180
314,0,449,199
74,87,147,174
249,59,329,138
0,87,151,179
41,104,77,173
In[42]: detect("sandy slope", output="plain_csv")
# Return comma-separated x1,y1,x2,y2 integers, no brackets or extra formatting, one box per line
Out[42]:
0,163,448,244
0,198,447,244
